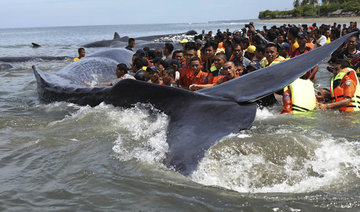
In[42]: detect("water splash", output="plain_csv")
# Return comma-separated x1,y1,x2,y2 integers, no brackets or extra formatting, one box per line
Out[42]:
111,104,169,168
45,102,170,168
191,130,360,193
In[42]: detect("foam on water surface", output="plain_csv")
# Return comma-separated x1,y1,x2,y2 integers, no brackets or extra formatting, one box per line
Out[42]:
191,128,360,193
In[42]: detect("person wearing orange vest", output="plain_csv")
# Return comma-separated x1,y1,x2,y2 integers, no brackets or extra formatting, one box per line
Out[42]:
216,61,239,85
178,42,198,88
188,57,214,91
318,59,360,112
215,33,225,54
291,31,318,81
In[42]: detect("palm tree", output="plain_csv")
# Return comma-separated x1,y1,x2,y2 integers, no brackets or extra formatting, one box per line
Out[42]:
301,0,310,6
310,0,318,6
294,0,301,7
321,0,329,4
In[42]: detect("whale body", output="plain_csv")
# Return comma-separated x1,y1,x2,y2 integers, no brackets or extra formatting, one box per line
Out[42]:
82,30,197,48
0,56,70,63
33,32,355,175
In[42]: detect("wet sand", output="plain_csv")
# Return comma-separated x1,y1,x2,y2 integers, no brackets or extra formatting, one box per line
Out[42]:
253,17,360,24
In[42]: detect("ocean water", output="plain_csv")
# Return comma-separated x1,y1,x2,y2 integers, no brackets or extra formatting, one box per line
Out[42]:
1,22,360,211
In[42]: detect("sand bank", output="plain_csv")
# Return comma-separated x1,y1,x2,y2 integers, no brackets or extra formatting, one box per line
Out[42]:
253,17,360,24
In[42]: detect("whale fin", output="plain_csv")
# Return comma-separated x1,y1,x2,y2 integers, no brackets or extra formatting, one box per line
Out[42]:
32,42,41,48
113,32,121,40
198,32,357,103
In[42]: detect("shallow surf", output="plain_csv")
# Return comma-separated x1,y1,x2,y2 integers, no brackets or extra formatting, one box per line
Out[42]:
1,23,360,211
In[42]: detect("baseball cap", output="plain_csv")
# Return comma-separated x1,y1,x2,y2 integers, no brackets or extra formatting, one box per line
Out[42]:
146,65,160,73
297,31,308,39
278,42,290,50
246,61,262,71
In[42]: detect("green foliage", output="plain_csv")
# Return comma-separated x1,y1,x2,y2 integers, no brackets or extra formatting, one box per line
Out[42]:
293,0,300,8
258,0,359,19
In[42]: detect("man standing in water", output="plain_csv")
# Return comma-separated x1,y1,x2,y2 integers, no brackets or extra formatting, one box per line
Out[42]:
162,43,174,62
318,59,360,112
178,42,198,89
262,43,285,67
188,57,213,91
335,34,360,75
291,32,318,81
230,43,251,68
216,61,239,84
73,48,85,62
258,43,286,107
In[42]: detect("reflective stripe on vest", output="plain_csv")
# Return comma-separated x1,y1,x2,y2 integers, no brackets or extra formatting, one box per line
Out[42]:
288,78,317,114
330,68,360,112
262,56,285,68
210,64,217,73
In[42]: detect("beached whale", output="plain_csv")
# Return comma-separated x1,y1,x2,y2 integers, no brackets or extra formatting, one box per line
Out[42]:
109,40,183,51
82,32,126,48
0,56,71,63
33,32,355,175
82,30,197,48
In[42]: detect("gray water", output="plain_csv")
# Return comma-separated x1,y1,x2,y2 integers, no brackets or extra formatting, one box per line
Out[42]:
1,22,360,211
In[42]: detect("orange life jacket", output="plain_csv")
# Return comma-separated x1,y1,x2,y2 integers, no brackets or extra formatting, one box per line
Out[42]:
330,68,360,112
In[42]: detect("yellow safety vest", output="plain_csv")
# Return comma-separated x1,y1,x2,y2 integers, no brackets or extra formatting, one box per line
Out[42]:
326,37,331,44
262,56,285,68
284,78,317,114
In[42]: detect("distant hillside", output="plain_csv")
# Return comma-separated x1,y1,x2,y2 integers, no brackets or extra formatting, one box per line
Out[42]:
259,0,360,20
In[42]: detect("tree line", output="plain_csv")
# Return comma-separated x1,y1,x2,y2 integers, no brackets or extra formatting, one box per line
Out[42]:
259,0,360,19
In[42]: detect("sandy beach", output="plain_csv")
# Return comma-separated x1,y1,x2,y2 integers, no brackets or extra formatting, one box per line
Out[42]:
253,16,360,24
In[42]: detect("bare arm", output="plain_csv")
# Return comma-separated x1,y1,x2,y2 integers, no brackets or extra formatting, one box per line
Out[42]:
189,83,215,91
308,65,319,81
317,98,351,110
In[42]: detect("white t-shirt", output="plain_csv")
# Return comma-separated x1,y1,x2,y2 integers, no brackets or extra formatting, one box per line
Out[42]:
315,35,327,48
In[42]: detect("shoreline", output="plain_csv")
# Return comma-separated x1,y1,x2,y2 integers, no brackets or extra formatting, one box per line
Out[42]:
252,17,360,24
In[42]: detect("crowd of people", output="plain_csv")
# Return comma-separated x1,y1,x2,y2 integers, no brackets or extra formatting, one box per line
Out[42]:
76,21,360,114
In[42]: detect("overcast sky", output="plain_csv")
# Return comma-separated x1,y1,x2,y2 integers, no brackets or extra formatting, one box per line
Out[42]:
1,0,294,28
